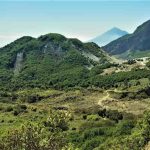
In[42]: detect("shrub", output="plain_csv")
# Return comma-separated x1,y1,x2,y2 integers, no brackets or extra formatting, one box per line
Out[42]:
5,106,13,112
87,114,100,121
0,124,66,150
83,115,87,120
72,127,76,130
105,110,123,122
13,104,27,116
19,104,27,110
82,128,104,140
0,106,4,111
114,120,135,136
13,110,20,116
27,94,41,103
0,110,70,150
98,109,123,122
98,109,106,117
31,107,37,112
1,120,4,123
81,137,104,150
43,110,70,131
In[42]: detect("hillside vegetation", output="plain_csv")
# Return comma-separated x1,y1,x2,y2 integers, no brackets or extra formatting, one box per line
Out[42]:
1,33,150,150
0,33,110,91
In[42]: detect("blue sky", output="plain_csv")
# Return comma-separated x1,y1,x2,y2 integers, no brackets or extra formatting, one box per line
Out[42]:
0,1,150,47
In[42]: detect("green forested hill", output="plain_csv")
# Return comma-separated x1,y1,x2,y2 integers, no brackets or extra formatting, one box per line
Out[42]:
0,33,110,90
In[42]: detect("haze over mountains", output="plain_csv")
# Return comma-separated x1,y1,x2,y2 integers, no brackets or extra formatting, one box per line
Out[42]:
103,20,150,59
90,27,128,46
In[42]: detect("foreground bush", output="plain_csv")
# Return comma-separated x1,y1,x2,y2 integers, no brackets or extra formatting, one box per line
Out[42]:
95,111,150,150
0,124,66,150
0,110,72,150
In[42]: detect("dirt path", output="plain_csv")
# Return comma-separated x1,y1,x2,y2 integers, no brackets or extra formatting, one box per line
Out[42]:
98,89,150,115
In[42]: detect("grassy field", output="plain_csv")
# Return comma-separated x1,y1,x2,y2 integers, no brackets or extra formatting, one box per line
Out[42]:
0,85,150,134
0,74,150,150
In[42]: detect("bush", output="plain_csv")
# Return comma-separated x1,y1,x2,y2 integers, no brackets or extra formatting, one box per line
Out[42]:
98,109,123,122
82,128,104,140
43,110,70,131
13,110,20,116
114,120,135,136
27,94,41,103
0,106,4,111
13,104,27,116
98,109,106,117
0,124,66,150
81,137,104,150
87,114,100,121
105,110,123,122
83,115,87,120
5,106,13,112
19,104,27,110
0,110,70,150
31,107,37,112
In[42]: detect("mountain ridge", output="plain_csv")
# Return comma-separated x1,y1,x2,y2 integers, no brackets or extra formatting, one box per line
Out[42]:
103,20,150,58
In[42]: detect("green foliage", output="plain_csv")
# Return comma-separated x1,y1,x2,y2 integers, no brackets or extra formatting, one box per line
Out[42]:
90,69,150,89
0,110,70,150
13,104,27,116
98,109,123,122
87,114,100,121
90,65,103,76
27,94,42,103
43,110,70,131
0,33,110,91
1,32,150,91
113,120,135,136
1,32,150,150
64,50,89,66
68,108,150,150
0,124,66,150
4,106,13,112
95,111,150,150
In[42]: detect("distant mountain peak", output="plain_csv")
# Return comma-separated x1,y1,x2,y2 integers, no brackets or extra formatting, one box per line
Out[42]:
89,27,128,46
107,27,123,31
109,27,127,32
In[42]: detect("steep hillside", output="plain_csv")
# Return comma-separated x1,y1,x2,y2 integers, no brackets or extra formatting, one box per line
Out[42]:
103,20,150,59
0,33,110,90
90,27,128,46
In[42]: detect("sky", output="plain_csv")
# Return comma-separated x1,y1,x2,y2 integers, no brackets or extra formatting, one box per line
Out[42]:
0,0,150,47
